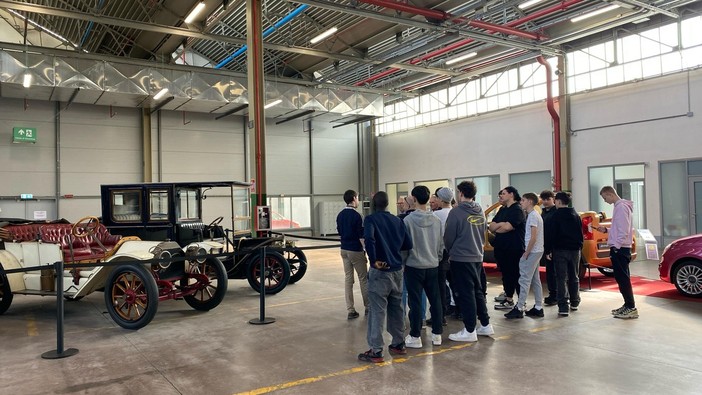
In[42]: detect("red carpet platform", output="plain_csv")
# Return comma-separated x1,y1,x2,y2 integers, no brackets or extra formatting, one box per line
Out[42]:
483,263,700,302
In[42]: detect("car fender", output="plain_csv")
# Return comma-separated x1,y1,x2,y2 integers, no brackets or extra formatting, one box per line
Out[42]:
0,250,26,292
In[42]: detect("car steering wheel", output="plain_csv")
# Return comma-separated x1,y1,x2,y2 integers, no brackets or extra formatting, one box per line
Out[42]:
72,216,100,238
208,216,224,227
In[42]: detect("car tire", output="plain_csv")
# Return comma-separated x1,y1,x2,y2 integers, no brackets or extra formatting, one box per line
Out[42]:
286,249,307,284
181,257,228,311
672,260,702,298
104,263,159,330
247,251,290,294
0,265,13,315
578,257,587,280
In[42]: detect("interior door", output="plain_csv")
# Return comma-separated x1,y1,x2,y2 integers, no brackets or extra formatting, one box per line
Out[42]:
690,177,702,234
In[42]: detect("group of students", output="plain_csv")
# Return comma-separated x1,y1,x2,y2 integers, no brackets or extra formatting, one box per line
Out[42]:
336,183,638,364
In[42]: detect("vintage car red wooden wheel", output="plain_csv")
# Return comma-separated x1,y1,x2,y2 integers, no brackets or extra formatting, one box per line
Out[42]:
104,263,158,330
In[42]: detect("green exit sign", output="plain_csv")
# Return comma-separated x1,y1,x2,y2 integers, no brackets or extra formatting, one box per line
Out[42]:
13,127,37,143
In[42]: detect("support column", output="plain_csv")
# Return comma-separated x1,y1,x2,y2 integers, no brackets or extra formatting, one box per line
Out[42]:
142,108,152,182
557,55,571,191
247,0,267,211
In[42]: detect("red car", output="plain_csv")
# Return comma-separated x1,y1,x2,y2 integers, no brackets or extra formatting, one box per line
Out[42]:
659,234,702,298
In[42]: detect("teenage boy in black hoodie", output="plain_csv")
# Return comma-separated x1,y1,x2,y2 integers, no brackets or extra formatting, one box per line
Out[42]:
539,190,558,306
544,192,584,317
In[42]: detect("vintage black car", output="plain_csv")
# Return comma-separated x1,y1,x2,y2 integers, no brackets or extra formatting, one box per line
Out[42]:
100,181,307,294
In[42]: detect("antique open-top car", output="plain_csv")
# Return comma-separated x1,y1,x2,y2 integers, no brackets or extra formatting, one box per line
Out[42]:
0,216,228,330
99,181,307,294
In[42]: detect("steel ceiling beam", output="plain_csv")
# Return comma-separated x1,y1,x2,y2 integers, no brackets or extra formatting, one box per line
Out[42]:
616,0,679,18
295,0,561,55
0,0,458,78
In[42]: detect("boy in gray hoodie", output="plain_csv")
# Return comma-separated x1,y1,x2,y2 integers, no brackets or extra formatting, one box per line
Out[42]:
445,181,494,342
402,185,444,348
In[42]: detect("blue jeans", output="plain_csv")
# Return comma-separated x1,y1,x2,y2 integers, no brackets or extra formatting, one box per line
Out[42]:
367,268,405,353
450,260,490,331
404,266,443,337
611,247,635,308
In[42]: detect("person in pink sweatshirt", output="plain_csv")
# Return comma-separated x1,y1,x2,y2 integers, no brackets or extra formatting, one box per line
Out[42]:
598,186,638,319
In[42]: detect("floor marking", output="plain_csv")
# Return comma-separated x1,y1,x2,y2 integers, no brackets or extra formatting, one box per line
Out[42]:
26,315,38,337
234,342,476,395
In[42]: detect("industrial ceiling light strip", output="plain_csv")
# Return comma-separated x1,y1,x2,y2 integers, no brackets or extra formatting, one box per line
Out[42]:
184,2,206,24
264,99,282,109
310,27,338,43
570,5,620,23
518,0,545,10
445,51,477,65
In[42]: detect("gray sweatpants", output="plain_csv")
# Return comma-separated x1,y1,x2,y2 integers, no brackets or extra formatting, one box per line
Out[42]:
367,268,405,353
517,251,544,310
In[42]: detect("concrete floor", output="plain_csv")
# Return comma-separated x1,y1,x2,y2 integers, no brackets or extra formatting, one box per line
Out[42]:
1,242,701,395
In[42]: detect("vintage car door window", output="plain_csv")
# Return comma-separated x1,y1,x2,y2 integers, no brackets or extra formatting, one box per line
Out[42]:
177,188,200,221
111,190,142,222
149,189,169,221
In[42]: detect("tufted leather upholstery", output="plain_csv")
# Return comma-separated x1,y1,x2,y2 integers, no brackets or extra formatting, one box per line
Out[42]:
2,223,122,262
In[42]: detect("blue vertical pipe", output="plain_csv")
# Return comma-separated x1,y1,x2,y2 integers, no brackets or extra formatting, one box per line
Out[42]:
214,4,309,69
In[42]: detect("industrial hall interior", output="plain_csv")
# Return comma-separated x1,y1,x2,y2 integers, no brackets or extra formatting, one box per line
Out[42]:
1,0,702,394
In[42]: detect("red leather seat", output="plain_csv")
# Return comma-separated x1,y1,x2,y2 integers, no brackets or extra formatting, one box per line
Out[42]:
40,224,95,261
3,224,44,242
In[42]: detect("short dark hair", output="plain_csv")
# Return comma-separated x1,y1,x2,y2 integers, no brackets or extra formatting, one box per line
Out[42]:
554,191,571,206
343,190,357,204
502,186,521,202
523,192,538,206
372,191,389,211
456,181,477,199
600,186,616,195
411,185,431,205
539,190,554,200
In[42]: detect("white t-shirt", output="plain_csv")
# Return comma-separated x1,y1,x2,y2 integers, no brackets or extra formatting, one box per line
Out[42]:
524,210,544,253
433,207,451,228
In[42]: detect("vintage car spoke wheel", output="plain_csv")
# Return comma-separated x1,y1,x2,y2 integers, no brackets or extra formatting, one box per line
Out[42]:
0,265,13,315
247,251,290,294
673,260,702,298
597,267,615,277
104,264,158,329
286,249,307,284
181,257,228,311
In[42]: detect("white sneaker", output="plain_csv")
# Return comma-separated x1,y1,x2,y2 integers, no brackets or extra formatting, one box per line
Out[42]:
476,324,494,336
448,328,478,342
494,292,507,302
431,333,442,346
405,335,423,348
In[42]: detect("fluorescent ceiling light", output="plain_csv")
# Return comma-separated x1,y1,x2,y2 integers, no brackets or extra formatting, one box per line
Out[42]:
23,71,32,88
264,99,282,109
518,0,544,9
571,5,620,23
184,2,206,24
153,88,169,100
445,52,477,65
310,27,338,44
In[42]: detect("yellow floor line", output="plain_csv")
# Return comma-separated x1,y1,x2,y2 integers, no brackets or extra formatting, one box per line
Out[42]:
26,315,38,337
234,342,476,395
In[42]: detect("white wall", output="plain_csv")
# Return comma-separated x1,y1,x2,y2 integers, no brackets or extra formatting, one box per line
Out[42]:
378,103,554,189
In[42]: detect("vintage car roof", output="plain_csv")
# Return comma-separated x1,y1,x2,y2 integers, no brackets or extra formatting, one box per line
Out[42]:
101,181,251,189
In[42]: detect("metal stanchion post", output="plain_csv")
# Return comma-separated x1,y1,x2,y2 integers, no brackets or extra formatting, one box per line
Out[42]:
249,247,275,325
42,261,79,359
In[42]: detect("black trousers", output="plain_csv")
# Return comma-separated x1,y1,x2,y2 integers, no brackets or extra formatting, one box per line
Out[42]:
494,248,522,298
611,247,635,308
541,254,557,298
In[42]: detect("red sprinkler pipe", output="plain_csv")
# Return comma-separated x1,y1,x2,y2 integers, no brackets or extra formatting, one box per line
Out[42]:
536,55,561,192
354,0,585,86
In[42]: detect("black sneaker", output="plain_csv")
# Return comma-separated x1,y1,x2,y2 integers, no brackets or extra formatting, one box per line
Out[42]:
558,309,569,317
348,311,360,319
504,307,524,319
570,302,579,311
544,296,558,306
525,306,544,317
358,349,384,363
388,343,407,355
